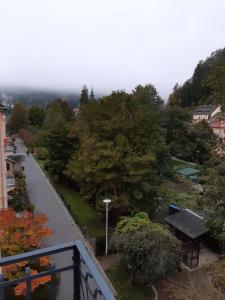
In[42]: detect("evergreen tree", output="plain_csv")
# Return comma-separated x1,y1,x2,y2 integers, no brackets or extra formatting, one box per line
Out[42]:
7,102,28,133
79,85,89,106
28,106,45,127
66,87,167,216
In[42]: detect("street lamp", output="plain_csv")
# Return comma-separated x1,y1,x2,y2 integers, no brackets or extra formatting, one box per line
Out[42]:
103,199,111,256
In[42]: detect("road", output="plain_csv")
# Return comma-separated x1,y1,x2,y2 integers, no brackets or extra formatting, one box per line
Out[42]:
15,138,92,299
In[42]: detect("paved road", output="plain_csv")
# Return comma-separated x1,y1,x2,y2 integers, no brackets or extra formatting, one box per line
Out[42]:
15,139,88,299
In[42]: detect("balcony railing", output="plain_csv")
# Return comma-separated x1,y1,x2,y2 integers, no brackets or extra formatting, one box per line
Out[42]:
6,177,15,187
0,240,115,300
4,145,15,153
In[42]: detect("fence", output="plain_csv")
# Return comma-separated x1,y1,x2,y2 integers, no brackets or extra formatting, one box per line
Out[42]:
0,240,116,300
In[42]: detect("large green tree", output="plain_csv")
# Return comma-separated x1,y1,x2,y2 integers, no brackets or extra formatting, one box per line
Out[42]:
164,106,214,163
44,99,74,180
66,87,168,216
110,212,180,283
7,102,28,133
28,106,45,128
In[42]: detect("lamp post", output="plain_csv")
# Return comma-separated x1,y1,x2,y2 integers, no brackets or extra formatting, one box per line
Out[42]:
103,199,111,256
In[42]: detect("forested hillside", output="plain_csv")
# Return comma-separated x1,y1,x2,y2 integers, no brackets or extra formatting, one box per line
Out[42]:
168,48,225,108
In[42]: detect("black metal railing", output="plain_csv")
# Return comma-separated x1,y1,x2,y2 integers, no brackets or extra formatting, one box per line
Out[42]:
0,240,115,300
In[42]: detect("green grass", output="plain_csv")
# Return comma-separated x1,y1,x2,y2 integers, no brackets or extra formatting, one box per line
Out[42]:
34,155,105,238
57,184,105,238
106,263,155,300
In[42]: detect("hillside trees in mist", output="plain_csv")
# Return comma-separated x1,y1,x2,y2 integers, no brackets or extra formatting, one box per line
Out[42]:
168,48,225,108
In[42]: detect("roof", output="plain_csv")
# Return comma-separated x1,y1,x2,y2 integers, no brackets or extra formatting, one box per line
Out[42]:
210,121,225,129
7,153,25,162
0,103,7,112
176,167,200,176
193,105,218,116
165,209,209,239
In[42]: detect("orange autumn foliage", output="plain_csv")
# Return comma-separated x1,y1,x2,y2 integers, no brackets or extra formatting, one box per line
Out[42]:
14,269,51,296
0,209,53,256
0,209,53,295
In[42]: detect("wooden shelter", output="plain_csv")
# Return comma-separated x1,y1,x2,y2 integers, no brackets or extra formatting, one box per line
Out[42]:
165,209,208,268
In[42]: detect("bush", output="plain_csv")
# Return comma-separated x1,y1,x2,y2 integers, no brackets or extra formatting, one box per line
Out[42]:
95,235,106,256
37,147,48,161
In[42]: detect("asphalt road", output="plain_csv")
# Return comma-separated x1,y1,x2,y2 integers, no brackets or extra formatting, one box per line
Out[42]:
15,138,90,299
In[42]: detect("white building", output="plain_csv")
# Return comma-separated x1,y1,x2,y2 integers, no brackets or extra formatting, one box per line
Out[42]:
192,105,221,123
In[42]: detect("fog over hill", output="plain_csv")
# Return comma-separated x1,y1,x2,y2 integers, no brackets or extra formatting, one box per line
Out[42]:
0,87,81,108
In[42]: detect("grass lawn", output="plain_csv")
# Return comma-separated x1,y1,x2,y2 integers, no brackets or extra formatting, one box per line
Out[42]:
106,263,155,300
34,156,105,238
57,184,105,238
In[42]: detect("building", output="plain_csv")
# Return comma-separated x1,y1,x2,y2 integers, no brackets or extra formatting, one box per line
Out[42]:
165,209,209,268
209,115,225,140
0,104,8,209
192,105,221,123
176,167,200,183
0,104,25,209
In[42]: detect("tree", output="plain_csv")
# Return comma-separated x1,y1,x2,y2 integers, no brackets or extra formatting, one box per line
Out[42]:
0,209,52,295
7,102,28,133
43,99,74,180
9,171,34,212
18,128,35,148
28,106,45,127
164,107,215,163
66,88,167,217
204,156,225,251
167,48,225,108
110,212,180,283
79,85,89,106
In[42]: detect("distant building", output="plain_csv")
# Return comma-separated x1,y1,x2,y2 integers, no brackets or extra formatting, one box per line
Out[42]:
73,107,80,117
176,167,200,183
192,105,221,123
209,114,225,140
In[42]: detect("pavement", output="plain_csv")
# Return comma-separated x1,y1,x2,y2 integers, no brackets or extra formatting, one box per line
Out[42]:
15,138,104,299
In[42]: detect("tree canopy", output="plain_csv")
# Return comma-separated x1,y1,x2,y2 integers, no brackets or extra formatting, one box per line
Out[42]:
66,86,167,217
168,48,225,108
7,102,28,133
28,106,45,127
110,212,180,283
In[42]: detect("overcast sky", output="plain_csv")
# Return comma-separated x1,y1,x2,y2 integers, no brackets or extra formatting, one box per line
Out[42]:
0,0,225,99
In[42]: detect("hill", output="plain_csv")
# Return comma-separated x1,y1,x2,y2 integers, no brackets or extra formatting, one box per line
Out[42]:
168,48,225,108
0,87,80,108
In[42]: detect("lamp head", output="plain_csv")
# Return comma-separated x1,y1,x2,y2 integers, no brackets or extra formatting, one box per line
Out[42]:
103,199,111,204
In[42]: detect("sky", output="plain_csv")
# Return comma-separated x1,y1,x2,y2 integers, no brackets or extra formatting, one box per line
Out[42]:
0,0,225,100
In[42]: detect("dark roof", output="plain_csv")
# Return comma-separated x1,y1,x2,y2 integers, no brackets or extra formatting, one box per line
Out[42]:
7,153,25,162
165,209,208,239
193,105,218,115
176,167,200,176
0,104,7,112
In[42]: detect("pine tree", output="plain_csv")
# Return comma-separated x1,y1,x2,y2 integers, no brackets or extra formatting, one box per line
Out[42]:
80,85,89,106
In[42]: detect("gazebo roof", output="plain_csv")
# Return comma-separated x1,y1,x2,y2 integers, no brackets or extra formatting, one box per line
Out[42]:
176,167,200,176
165,209,208,239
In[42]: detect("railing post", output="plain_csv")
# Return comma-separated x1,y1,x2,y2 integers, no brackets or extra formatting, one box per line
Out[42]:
0,273,4,300
73,246,80,300
25,267,32,300
50,262,57,300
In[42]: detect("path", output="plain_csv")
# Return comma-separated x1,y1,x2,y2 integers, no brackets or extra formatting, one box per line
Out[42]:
15,138,99,299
